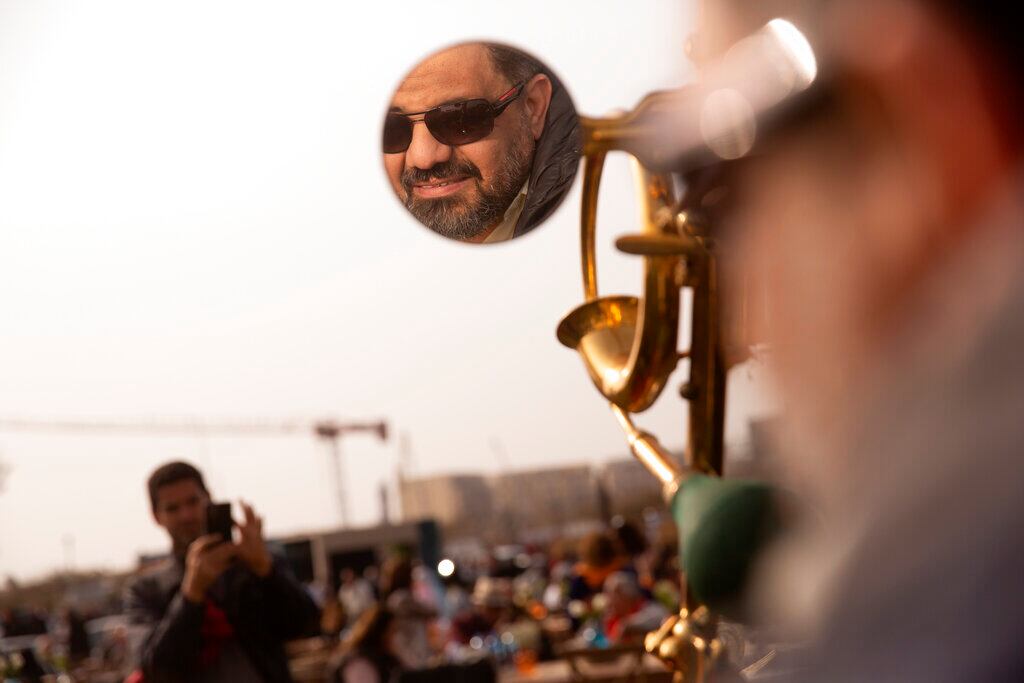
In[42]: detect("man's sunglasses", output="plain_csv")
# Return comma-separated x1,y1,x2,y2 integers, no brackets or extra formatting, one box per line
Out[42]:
383,81,526,154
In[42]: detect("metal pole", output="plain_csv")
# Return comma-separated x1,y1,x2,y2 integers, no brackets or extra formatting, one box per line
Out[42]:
327,437,348,527
62,534,76,573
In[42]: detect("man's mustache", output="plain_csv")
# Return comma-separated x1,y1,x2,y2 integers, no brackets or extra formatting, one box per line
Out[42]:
401,159,483,195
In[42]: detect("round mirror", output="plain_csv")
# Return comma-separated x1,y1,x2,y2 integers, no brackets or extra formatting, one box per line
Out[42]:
381,41,581,244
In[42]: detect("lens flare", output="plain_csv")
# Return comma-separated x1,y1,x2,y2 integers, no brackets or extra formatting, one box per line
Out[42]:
437,558,455,577
767,19,818,89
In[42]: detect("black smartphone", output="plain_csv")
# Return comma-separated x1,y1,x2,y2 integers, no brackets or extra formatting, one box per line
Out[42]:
206,502,234,543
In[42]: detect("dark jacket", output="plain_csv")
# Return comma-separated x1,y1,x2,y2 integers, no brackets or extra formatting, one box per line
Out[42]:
124,555,320,683
513,74,582,238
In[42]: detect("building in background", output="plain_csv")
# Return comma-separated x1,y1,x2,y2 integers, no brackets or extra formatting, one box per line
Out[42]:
273,520,439,592
489,465,601,543
398,474,493,537
399,458,667,545
597,459,666,518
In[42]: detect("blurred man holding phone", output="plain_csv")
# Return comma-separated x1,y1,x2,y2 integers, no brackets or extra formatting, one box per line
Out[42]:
125,461,319,682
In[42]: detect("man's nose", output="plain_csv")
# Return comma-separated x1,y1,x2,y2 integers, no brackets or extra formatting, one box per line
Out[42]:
405,122,452,171
178,505,203,525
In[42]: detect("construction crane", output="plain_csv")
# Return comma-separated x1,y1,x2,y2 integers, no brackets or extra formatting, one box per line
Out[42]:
0,416,388,527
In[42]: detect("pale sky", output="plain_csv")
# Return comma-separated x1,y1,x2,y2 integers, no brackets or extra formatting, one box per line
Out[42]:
0,0,775,582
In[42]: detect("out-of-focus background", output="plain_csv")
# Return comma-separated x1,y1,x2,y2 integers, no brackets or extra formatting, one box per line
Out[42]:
0,0,773,583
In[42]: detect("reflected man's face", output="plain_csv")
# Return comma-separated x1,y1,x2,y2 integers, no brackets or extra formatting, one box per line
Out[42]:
384,44,547,242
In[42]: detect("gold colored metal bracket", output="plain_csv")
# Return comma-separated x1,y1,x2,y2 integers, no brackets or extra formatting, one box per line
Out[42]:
610,403,688,502
557,20,821,681
644,607,727,683
557,90,736,683
557,134,699,413
558,95,729,473
579,89,704,172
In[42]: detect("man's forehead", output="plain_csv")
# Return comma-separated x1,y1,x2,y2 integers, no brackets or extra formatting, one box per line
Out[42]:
157,479,205,505
391,44,502,112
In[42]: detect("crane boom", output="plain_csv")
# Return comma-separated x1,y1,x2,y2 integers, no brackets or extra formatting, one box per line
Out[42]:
0,417,384,439
0,416,389,526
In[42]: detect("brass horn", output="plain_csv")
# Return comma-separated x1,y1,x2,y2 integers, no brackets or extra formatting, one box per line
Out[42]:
554,91,755,683
556,93,726,476
557,18,821,682
558,15,820,489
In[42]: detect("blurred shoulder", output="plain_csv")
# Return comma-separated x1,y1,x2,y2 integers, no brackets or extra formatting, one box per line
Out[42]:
126,558,182,598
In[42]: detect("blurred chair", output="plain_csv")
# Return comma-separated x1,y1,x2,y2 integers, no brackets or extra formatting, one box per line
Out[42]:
558,643,670,683
398,659,497,683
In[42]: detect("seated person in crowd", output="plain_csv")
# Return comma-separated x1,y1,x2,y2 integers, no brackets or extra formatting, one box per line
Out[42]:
568,532,635,605
450,577,515,646
338,568,376,629
600,572,668,645
330,594,438,683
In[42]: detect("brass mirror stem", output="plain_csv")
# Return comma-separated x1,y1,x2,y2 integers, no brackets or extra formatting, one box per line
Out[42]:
685,248,726,477
580,148,605,301
610,403,688,502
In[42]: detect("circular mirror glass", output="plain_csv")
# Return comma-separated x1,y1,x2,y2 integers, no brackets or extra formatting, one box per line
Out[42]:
381,41,581,244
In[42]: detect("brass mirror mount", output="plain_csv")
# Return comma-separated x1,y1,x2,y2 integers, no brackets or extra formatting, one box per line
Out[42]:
644,606,737,683
558,96,735,683
557,126,704,414
558,20,821,680
558,118,727,474
610,403,689,503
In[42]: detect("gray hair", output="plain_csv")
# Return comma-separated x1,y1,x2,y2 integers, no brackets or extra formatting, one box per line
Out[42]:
486,43,542,86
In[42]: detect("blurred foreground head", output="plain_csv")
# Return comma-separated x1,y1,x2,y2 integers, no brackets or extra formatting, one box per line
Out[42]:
716,0,1024,502
706,1,1024,679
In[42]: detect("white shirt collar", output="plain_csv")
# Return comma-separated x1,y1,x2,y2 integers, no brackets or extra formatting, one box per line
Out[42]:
482,181,529,244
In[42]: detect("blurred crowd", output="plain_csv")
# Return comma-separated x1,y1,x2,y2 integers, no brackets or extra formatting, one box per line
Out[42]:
1,605,131,682
318,514,681,682
1,514,683,683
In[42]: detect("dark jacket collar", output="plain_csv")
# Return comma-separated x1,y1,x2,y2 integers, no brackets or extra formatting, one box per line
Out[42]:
514,75,582,237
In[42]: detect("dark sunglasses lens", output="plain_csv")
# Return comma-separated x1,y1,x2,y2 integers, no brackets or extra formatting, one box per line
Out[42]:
425,99,494,146
383,113,413,153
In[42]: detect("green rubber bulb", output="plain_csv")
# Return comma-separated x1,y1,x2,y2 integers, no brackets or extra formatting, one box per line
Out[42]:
671,474,780,618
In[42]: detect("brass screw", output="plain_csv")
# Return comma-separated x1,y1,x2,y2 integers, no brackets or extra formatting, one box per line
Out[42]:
679,382,699,400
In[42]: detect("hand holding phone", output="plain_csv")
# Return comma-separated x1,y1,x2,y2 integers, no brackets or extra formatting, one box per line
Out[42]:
181,534,237,603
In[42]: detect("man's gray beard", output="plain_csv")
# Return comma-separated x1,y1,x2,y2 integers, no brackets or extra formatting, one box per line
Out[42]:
407,121,534,241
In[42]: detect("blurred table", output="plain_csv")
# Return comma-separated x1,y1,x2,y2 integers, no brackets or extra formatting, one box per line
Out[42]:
500,654,673,683
286,637,332,683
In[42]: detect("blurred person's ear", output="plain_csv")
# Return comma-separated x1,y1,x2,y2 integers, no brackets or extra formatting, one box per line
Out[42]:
829,0,1017,232
151,494,165,524
523,73,553,140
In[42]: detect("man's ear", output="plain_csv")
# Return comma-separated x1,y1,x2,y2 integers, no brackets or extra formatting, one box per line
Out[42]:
523,73,553,140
